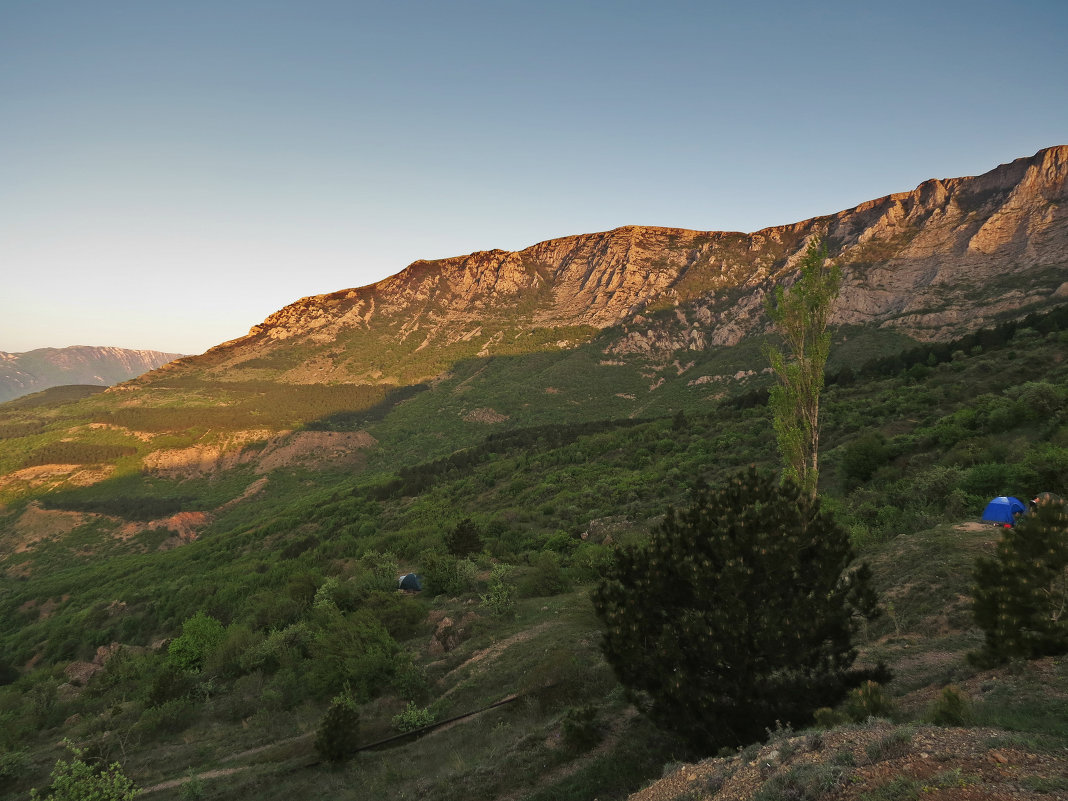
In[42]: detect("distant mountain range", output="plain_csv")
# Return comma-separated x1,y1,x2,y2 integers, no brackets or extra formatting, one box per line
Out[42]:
148,145,1068,389
0,346,184,403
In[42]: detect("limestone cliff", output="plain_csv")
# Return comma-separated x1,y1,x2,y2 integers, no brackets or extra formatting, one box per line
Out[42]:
152,146,1068,384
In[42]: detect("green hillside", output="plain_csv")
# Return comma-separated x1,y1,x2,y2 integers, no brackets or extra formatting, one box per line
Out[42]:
1,307,1067,800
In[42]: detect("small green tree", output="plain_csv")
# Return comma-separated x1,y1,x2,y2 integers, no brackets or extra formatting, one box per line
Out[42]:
972,500,1068,663
593,467,884,752
168,612,225,672
314,694,361,763
30,740,138,801
764,235,841,498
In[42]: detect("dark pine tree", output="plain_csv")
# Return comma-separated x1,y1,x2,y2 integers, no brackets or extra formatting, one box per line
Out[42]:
972,500,1068,664
592,466,885,753
315,696,361,763
444,517,484,558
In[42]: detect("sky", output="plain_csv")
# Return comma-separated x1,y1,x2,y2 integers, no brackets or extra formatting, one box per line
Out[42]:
2,1,1066,356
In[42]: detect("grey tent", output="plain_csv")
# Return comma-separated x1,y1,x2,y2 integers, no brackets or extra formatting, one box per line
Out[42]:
398,573,423,591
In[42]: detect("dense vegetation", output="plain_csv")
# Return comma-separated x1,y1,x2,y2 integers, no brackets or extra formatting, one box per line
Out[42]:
0,307,1066,800
594,468,885,751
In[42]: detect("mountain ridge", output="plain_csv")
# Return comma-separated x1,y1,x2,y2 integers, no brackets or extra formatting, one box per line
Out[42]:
0,346,185,403
147,145,1067,387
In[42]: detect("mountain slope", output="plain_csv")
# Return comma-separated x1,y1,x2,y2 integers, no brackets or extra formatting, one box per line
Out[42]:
0,346,184,403
147,145,1068,387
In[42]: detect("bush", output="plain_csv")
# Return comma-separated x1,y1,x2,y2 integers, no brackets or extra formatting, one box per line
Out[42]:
0,749,29,783
518,551,570,597
29,740,138,801
561,705,604,752
593,467,887,752
355,550,400,594
314,695,361,763
865,727,913,763
420,551,478,597
203,623,260,678
241,622,312,674
178,770,206,801
840,432,891,486
812,707,848,729
168,612,226,672
752,763,845,801
843,681,896,722
144,663,194,708
444,517,483,557
971,501,1068,663
308,610,399,700
928,685,972,726
361,591,426,641
137,696,197,736
479,564,516,618
391,701,436,732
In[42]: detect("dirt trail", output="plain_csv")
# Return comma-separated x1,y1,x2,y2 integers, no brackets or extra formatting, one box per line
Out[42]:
141,767,247,794
139,733,314,794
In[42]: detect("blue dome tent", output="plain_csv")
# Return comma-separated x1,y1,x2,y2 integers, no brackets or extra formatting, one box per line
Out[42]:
981,496,1027,526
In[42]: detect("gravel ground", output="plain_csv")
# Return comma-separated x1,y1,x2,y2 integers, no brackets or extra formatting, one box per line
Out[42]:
628,721,1068,801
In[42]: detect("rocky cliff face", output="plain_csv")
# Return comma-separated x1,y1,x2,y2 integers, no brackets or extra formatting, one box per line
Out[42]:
156,146,1068,384
0,347,184,403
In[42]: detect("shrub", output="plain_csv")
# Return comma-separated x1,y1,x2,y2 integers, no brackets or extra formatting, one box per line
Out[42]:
865,727,913,763
479,564,516,618
29,740,138,801
972,500,1068,663
356,550,400,593
314,694,361,763
137,696,197,735
361,591,426,641
308,610,399,700
751,763,845,801
1023,444,1068,495
444,517,483,557
144,663,194,708
518,551,570,597
561,705,604,752
241,622,312,674
812,707,848,729
840,432,891,486
928,685,972,726
178,770,206,801
0,749,29,783
168,612,226,672
312,577,342,610
593,467,887,752
203,623,260,678
420,551,478,597
0,659,18,687
391,701,436,732
843,681,896,722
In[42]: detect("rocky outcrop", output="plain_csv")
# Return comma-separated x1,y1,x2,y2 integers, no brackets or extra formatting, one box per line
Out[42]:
0,346,184,403
148,146,1068,383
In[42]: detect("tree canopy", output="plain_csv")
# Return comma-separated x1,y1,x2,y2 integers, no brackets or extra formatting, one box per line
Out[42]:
593,467,884,752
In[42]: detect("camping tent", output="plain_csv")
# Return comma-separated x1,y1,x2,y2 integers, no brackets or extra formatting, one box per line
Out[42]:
398,573,423,591
981,496,1027,526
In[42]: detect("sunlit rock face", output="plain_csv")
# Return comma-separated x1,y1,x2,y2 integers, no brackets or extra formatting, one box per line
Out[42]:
145,146,1068,383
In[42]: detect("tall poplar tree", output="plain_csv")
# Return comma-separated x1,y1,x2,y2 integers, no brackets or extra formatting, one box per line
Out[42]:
764,235,841,498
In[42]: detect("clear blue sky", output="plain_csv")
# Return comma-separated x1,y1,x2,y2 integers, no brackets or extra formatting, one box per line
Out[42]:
2,0,1066,355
